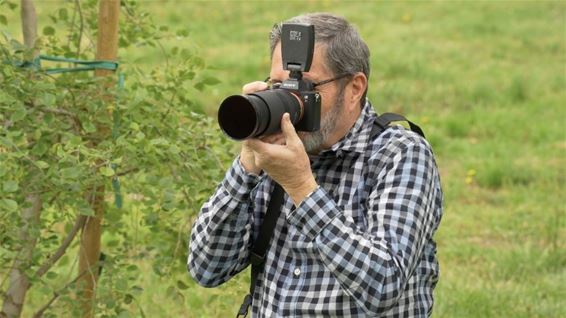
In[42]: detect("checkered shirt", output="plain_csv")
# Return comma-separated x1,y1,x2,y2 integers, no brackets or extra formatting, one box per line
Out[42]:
188,101,443,317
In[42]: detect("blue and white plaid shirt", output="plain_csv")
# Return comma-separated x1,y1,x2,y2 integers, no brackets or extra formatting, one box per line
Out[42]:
189,101,443,317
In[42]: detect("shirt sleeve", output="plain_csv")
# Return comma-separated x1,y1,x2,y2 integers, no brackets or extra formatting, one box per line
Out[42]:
188,156,260,287
286,139,441,315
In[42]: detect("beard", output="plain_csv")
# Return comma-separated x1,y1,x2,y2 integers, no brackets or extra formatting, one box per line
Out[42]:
299,90,345,154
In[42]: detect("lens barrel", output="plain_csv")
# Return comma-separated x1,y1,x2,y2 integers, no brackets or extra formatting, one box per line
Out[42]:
218,89,303,140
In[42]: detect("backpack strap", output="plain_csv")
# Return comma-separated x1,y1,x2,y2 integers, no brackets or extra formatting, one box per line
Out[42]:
237,183,284,318
370,112,426,140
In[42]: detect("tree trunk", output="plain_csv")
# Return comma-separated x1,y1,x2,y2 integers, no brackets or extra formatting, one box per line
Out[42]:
0,1,41,317
77,1,120,317
1,194,42,318
20,0,38,56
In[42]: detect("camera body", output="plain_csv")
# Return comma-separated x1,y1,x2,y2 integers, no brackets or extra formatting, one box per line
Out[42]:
217,23,321,140
274,77,321,132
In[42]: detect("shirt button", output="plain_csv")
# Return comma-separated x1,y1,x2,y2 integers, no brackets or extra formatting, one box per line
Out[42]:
293,268,301,277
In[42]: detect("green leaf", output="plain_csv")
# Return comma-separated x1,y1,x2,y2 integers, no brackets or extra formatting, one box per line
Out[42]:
78,205,95,216
116,277,128,291
0,15,7,25
10,105,26,122
194,82,205,92
124,294,134,305
43,26,55,36
43,112,54,125
31,142,48,156
176,280,189,290
83,121,96,133
35,161,49,169
58,8,68,21
40,93,56,107
175,29,189,37
131,285,143,296
1,199,18,212
100,167,115,177
3,181,18,193
46,271,58,280
105,298,116,309
150,138,168,146
135,132,145,140
61,167,80,179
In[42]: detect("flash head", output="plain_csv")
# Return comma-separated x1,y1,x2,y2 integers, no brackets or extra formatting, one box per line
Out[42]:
281,23,315,73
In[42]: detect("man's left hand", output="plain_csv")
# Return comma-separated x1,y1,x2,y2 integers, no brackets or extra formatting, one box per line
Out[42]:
247,113,318,206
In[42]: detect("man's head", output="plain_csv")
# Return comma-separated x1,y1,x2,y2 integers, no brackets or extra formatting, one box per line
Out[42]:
268,13,370,153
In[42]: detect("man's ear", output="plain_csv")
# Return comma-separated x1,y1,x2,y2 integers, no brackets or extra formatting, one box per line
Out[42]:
347,72,367,111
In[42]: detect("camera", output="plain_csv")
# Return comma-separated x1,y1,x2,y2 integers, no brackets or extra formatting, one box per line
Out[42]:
218,23,321,140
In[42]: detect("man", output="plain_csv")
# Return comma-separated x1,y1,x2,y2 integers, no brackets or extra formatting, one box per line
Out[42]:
188,13,443,317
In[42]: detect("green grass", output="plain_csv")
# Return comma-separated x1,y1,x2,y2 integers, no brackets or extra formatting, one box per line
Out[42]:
146,2,565,317
4,0,566,317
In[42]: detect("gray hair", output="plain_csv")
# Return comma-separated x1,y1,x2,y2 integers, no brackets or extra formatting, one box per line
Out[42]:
269,13,370,105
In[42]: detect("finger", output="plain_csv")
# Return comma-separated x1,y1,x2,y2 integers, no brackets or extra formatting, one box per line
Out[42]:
280,113,302,147
247,138,285,157
247,139,273,168
242,81,268,94
260,132,285,145
246,138,269,153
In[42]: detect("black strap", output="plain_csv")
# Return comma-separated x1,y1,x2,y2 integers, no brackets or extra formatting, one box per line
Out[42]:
237,183,285,318
371,112,425,139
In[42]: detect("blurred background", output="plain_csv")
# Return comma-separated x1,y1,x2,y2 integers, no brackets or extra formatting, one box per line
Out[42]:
1,0,564,317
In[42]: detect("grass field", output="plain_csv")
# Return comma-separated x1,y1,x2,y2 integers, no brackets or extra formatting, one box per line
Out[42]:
4,0,565,317
146,2,566,317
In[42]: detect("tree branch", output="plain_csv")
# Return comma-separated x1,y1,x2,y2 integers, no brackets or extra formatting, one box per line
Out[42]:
37,107,79,121
35,215,87,278
116,167,139,177
32,267,90,318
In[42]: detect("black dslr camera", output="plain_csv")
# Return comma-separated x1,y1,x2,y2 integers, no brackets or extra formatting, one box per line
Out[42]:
218,23,321,140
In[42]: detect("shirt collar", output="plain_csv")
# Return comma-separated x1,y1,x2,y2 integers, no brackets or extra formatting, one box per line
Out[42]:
313,100,377,159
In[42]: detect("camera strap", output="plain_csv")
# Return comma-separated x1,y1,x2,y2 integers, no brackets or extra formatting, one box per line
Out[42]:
236,112,424,317
371,112,425,139
237,182,285,318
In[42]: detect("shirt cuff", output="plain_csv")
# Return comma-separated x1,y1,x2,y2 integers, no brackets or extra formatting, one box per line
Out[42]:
286,186,339,241
221,156,261,202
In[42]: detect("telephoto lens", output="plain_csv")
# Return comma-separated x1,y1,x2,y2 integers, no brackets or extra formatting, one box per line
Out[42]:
218,89,303,140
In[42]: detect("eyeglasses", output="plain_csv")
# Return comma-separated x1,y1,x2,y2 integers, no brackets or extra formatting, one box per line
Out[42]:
265,73,352,90
313,73,352,88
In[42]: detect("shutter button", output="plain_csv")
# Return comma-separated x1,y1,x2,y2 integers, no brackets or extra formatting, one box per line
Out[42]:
293,268,301,277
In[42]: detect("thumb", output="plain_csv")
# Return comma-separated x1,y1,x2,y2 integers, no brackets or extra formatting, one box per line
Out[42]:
281,113,301,146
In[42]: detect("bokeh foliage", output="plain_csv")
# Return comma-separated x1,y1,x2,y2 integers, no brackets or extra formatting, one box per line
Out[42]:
1,0,230,316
